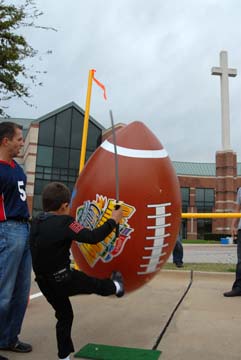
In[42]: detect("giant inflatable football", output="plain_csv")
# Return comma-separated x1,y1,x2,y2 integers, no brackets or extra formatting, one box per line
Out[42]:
70,121,181,292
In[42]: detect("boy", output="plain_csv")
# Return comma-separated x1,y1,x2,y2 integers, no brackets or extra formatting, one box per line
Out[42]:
30,182,124,360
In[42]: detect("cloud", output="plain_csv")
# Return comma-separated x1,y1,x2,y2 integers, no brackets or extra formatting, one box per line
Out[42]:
7,0,241,162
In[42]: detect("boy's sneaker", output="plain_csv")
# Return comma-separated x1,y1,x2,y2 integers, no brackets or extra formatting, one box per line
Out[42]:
111,271,125,297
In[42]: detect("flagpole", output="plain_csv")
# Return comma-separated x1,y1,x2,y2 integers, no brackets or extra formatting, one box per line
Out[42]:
79,69,94,173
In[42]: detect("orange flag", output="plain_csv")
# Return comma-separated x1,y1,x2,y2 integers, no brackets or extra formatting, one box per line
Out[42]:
92,69,107,100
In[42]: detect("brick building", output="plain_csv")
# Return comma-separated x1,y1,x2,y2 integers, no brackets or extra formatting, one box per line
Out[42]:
173,151,240,240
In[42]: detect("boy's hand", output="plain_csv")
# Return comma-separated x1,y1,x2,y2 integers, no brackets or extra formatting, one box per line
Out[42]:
111,206,123,224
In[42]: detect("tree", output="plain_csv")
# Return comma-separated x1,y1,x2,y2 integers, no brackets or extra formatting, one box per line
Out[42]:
0,0,55,116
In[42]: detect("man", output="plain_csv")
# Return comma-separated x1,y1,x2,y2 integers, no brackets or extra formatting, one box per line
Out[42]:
224,187,241,297
0,122,32,360
173,231,184,268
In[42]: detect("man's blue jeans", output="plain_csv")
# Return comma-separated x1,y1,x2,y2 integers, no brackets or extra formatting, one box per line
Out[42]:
233,229,241,289
173,236,183,265
0,220,31,347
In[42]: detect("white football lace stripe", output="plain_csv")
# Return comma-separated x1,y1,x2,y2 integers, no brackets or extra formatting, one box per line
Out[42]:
138,203,171,275
101,140,168,158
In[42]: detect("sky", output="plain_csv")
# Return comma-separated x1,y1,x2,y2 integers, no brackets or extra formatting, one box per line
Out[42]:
5,0,241,163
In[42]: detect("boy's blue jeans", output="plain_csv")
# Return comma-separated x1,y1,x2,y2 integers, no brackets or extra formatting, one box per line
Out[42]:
0,220,31,347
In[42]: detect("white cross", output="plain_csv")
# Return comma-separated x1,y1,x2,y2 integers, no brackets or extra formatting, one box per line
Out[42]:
212,51,237,151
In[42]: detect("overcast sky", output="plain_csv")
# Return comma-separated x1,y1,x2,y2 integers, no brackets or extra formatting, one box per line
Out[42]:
6,0,241,162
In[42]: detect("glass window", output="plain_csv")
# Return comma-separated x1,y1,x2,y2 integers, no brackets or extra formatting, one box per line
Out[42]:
70,108,84,149
44,167,52,174
52,167,60,176
55,109,71,147
35,166,44,180
196,188,204,202
53,147,69,168
69,148,80,169
197,219,212,240
181,187,189,212
43,173,51,180
34,179,50,195
36,166,44,172
87,122,102,151
205,189,214,203
38,117,55,145
60,175,68,181
36,146,53,167
32,194,42,217
196,188,215,212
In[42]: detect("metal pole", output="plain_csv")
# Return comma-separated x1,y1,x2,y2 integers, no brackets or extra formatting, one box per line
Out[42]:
109,109,120,237
182,213,241,218
79,69,94,173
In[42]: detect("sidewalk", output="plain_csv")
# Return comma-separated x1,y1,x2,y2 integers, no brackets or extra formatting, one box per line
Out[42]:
169,244,237,264
3,269,240,360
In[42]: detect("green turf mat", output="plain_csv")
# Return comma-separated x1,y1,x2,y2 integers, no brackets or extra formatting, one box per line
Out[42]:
74,343,161,359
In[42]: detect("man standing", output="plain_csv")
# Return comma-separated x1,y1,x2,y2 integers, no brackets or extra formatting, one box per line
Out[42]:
224,187,241,297
173,231,184,268
0,122,32,360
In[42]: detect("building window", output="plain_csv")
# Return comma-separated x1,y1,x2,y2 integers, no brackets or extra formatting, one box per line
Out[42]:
36,146,53,167
180,187,190,239
71,108,84,148
196,188,215,239
196,188,214,212
197,219,212,240
180,187,189,212
69,149,80,169
55,109,71,147
38,117,55,145
53,147,69,168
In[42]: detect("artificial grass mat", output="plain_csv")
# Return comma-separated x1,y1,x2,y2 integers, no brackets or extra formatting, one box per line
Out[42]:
74,343,161,359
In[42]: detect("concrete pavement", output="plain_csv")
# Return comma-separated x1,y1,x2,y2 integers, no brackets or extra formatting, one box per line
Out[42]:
2,267,240,360
170,244,237,264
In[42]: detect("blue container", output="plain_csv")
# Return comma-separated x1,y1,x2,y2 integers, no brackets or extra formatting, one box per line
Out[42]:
220,237,229,245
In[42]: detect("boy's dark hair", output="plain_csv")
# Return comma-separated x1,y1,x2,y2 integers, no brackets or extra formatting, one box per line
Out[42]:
0,122,23,144
42,182,71,211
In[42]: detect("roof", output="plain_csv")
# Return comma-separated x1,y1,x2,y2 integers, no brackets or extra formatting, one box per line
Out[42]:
0,102,105,138
33,102,105,130
1,101,104,129
173,161,241,177
0,117,33,129
173,161,216,176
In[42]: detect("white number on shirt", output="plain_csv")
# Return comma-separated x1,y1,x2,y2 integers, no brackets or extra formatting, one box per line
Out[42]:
18,181,27,201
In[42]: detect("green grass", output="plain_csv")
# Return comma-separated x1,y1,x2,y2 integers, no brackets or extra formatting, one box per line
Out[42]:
163,262,236,272
182,239,220,244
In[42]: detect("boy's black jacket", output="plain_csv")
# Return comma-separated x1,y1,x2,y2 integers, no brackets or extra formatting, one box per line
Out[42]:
29,212,117,275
